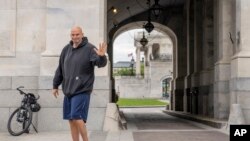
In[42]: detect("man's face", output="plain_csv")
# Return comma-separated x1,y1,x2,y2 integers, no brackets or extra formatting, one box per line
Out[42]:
70,28,83,45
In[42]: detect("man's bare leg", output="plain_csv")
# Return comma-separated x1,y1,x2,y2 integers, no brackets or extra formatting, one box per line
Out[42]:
75,120,89,141
69,120,79,141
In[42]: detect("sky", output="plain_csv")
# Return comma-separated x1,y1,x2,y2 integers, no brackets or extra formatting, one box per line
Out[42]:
113,29,167,63
113,29,140,63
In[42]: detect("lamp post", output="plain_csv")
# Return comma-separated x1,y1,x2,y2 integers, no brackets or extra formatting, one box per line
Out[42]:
130,57,135,76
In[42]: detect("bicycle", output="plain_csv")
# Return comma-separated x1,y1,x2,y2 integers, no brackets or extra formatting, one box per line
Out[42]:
7,86,41,136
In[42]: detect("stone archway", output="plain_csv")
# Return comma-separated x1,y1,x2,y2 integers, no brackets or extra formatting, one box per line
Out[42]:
110,22,178,101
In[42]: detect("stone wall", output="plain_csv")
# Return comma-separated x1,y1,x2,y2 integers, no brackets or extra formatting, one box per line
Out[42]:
115,76,149,98
150,61,172,97
115,60,172,98
0,0,110,132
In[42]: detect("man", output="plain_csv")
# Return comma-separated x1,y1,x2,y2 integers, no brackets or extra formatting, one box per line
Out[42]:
52,26,107,141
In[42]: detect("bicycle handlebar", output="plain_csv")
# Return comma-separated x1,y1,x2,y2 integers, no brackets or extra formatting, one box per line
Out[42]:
16,86,40,100
17,86,26,95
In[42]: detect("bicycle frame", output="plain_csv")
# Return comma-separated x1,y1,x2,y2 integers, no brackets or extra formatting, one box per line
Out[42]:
7,86,40,136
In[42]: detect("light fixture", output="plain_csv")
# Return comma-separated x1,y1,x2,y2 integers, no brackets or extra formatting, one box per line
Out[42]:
144,21,154,33
140,31,148,47
111,6,117,14
108,6,118,28
144,0,154,33
126,3,154,33
151,0,162,18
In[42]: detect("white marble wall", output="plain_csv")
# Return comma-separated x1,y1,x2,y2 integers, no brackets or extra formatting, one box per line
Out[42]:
0,0,45,76
0,0,110,132
150,61,172,98
0,0,16,57
230,0,250,124
41,0,108,76
115,76,149,98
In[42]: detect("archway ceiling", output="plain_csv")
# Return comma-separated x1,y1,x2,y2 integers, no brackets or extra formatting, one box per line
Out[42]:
107,0,186,32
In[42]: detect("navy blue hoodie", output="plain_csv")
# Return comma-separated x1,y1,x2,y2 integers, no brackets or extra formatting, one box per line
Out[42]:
53,37,107,97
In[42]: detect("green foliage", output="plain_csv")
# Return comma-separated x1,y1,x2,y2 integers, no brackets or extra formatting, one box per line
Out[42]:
117,98,168,107
140,63,144,77
113,68,134,76
113,63,144,77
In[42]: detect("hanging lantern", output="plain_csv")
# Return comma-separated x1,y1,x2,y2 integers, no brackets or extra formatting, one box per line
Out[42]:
140,31,148,46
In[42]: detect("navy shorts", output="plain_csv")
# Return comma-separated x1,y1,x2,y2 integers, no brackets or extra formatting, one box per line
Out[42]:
63,93,90,122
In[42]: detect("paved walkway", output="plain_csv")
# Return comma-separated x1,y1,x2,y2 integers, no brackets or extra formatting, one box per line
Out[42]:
122,107,229,141
0,107,229,141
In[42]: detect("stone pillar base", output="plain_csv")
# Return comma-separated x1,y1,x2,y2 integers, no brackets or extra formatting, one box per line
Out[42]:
228,104,245,124
103,103,122,131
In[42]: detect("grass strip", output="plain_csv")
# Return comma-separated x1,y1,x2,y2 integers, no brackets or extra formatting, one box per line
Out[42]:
117,98,168,107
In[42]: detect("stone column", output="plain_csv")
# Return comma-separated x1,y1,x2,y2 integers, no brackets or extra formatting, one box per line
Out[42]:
136,47,141,77
198,0,214,117
173,25,187,111
184,0,191,113
190,0,203,115
213,0,233,119
144,46,149,66
143,46,150,79
231,0,250,123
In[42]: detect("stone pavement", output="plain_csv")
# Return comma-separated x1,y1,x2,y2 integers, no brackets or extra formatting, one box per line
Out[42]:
0,107,229,141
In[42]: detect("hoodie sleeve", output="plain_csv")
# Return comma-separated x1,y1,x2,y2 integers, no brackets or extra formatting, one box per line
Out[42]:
53,48,66,89
90,46,107,68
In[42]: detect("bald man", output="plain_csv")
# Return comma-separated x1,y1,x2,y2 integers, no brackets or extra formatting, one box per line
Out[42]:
52,26,107,141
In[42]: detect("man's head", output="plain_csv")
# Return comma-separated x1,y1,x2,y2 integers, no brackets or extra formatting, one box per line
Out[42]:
70,26,84,46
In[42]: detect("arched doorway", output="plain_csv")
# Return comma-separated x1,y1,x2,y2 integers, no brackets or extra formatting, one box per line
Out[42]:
109,22,177,109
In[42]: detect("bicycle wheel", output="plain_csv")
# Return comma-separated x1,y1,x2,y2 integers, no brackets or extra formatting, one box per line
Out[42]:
7,107,33,136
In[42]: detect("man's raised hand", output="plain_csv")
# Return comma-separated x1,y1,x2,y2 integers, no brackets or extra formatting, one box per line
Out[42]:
94,42,107,56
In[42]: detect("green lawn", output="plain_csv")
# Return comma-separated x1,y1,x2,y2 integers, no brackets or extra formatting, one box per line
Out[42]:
117,98,168,107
